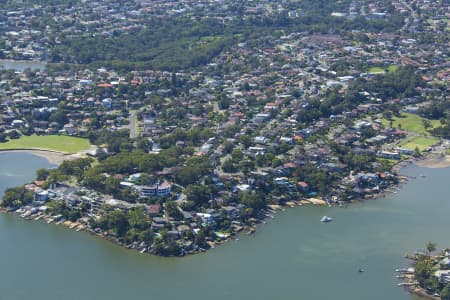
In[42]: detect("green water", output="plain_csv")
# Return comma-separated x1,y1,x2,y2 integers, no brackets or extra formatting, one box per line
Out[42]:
0,153,445,300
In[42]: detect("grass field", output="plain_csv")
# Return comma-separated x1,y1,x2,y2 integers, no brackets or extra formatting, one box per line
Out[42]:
400,136,440,152
368,65,398,73
380,113,440,134
0,135,91,153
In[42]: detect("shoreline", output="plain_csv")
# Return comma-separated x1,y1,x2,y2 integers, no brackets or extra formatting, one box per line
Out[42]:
0,206,239,257
393,153,450,173
407,287,440,300
413,153,450,169
0,148,89,165
0,150,448,258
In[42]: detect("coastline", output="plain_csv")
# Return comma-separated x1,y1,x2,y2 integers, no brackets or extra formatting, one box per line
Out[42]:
0,150,449,258
0,206,238,257
413,153,450,169
0,148,90,165
407,287,440,300
393,153,450,174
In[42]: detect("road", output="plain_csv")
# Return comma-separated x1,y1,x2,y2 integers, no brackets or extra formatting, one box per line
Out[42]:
398,0,417,32
129,110,138,139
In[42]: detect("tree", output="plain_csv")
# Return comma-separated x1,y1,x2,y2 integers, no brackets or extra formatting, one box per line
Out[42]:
8,130,20,139
127,207,148,230
222,158,237,173
441,284,450,300
0,132,7,143
422,119,432,131
185,185,211,206
426,242,437,258
165,202,183,220
107,210,129,237
414,257,432,288
1,186,33,208
414,146,421,157
36,168,51,180
238,191,266,211
49,110,68,125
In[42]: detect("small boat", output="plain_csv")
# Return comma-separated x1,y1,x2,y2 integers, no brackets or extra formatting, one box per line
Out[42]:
320,216,333,222
358,268,365,273
397,282,415,286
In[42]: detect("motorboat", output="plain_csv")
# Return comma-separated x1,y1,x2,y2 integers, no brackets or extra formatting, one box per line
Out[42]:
320,216,332,222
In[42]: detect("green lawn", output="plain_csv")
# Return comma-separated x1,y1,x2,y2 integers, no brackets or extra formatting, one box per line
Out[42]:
0,135,91,153
368,65,398,73
400,136,440,152
380,113,440,134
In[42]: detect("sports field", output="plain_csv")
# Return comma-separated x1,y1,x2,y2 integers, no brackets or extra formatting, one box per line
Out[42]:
0,135,91,153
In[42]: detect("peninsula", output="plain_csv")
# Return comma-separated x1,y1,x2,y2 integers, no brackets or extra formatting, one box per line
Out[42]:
398,243,450,300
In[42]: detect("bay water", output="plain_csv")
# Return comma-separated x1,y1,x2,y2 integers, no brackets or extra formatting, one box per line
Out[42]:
1,152,446,300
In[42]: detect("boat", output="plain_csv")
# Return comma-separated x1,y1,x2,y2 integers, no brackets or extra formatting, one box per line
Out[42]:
397,282,415,286
358,268,365,273
395,268,408,272
320,216,333,222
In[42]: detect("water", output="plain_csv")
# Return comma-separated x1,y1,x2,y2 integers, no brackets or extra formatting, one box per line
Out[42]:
0,153,446,300
0,59,46,71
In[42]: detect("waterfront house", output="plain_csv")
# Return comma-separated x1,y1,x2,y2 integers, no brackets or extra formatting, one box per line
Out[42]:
104,199,135,211
298,181,310,192
34,189,49,202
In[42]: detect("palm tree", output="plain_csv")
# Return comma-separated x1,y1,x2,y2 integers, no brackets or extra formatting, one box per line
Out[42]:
426,242,437,259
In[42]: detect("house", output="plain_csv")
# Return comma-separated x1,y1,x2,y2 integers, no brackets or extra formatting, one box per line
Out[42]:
248,146,266,156
140,185,157,197
274,177,290,185
157,181,172,196
222,206,239,218
254,136,268,144
235,184,251,192
196,213,216,225
377,150,401,160
146,204,161,217
253,113,270,124
151,217,166,230
11,119,25,128
298,181,309,192
435,270,450,284
104,199,135,211
34,189,49,202
395,147,414,155
177,225,191,235
139,181,172,197
102,98,112,109
63,123,76,135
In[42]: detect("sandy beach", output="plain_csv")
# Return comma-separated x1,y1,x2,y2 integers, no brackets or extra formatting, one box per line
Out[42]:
0,149,80,165
414,154,450,169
